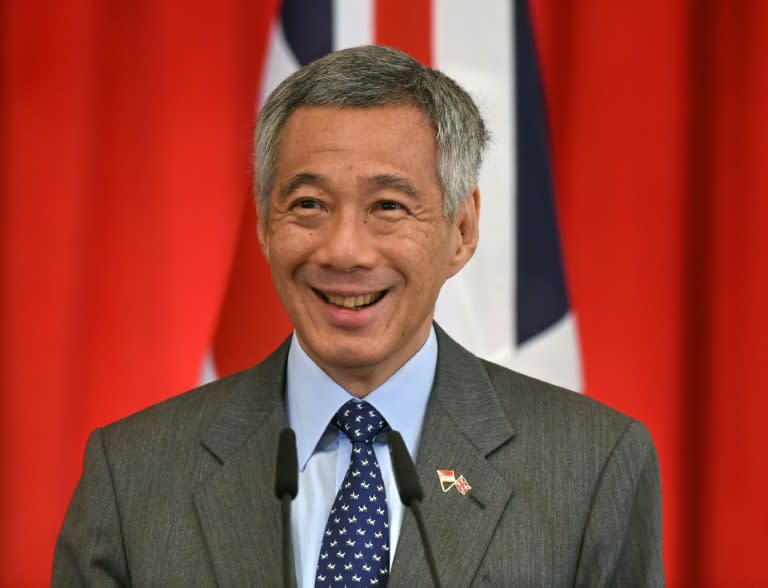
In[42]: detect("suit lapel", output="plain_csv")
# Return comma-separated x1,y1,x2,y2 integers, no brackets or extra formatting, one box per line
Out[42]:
390,327,516,586
188,328,514,585
192,340,291,586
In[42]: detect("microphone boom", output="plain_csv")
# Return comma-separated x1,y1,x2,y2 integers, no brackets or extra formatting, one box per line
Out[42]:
275,428,298,588
387,431,442,588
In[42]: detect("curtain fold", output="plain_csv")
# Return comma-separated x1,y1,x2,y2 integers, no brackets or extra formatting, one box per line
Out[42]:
530,1,768,584
0,1,282,583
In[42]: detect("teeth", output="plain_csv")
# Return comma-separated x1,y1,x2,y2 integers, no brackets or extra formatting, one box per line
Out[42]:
326,292,383,309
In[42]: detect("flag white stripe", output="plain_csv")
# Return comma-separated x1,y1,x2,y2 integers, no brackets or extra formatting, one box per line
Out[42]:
433,0,515,367
333,0,374,50
514,314,582,388
259,22,301,108
433,0,581,390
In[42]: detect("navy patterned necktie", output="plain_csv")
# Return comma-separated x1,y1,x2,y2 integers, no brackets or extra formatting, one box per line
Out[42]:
315,400,390,587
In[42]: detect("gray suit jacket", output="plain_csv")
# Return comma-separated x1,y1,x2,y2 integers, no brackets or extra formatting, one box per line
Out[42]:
53,326,663,586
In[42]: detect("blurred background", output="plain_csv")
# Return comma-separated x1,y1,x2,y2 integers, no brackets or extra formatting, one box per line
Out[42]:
2,0,766,585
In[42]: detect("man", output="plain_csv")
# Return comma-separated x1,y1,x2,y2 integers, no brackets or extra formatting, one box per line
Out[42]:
53,46,663,586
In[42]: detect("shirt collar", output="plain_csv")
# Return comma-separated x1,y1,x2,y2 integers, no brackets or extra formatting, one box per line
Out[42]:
286,327,438,470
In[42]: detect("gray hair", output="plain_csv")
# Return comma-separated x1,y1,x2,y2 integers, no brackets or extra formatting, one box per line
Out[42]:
254,45,489,220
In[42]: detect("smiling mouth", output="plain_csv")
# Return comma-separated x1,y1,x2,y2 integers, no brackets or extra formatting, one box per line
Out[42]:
314,289,387,310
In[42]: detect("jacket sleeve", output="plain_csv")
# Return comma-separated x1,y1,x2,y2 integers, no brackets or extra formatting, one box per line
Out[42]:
574,420,665,587
52,429,130,587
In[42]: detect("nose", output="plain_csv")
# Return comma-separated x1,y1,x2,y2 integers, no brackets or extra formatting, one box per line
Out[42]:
313,209,377,270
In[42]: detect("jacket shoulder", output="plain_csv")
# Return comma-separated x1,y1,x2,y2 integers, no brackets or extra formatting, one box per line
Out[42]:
100,337,290,448
480,358,653,456
100,366,259,445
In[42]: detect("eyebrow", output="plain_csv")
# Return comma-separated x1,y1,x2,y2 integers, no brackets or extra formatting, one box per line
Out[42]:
279,172,321,201
278,172,421,201
367,174,420,199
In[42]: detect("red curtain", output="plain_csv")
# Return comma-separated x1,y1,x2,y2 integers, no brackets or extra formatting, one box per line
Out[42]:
0,1,287,584
530,1,768,585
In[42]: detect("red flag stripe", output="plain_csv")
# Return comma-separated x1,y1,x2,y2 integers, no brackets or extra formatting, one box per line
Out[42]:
375,0,432,66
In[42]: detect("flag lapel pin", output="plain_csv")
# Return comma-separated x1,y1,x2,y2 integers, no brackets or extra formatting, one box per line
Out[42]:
436,469,472,496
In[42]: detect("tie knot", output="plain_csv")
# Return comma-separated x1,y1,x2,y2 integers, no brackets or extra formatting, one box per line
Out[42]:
333,400,388,445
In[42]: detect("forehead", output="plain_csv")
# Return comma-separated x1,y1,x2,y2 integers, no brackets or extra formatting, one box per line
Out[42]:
275,105,437,175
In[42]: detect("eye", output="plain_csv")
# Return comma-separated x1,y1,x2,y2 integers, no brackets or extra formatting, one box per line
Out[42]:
377,200,405,212
294,198,320,209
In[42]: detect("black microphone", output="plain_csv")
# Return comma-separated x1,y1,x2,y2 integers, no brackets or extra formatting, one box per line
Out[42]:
275,428,298,588
387,431,442,588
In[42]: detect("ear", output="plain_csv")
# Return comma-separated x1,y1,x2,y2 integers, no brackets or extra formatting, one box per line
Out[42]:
445,187,480,279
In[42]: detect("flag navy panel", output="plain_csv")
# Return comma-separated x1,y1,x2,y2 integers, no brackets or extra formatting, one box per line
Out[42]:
281,0,333,66
514,0,569,344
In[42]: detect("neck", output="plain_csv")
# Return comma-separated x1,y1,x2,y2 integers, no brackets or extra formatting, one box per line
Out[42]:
296,327,433,398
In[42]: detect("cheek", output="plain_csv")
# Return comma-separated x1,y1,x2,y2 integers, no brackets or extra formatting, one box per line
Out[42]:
386,230,453,289
267,228,315,269
406,226,453,268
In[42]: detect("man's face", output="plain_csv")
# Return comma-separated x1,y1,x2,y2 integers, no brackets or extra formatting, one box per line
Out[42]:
258,105,479,395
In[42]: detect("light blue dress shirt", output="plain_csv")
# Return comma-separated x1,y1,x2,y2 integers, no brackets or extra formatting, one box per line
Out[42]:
286,327,437,588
